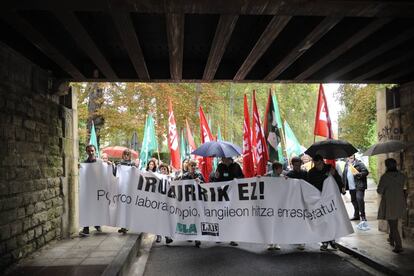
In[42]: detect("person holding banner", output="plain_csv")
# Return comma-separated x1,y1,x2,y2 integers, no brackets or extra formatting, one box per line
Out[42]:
182,160,204,247
175,158,189,180
155,164,174,244
267,161,283,251
146,159,157,172
308,154,344,251
79,144,102,237
117,149,137,234
286,157,308,250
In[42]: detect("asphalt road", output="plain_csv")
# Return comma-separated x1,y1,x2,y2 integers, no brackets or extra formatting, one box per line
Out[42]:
143,241,375,276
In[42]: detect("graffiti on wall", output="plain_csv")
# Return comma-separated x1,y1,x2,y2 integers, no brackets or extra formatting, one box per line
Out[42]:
378,110,402,141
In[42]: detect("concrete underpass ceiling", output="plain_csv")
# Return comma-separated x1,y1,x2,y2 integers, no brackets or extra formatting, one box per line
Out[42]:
1,0,414,84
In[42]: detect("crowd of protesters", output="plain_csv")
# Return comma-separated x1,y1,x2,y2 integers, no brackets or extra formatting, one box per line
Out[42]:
80,144,406,253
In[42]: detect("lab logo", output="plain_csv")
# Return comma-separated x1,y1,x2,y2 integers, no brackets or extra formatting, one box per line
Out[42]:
176,223,197,235
201,222,219,236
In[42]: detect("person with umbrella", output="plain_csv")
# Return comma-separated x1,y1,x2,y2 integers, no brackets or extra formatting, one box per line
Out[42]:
342,154,369,221
307,154,344,251
377,158,407,253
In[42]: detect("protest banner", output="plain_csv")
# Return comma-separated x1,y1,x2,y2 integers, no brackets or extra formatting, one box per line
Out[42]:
80,163,353,244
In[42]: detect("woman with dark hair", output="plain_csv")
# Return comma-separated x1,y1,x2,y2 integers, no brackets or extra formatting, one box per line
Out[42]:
155,163,174,245
146,159,157,172
377,158,407,253
117,148,137,234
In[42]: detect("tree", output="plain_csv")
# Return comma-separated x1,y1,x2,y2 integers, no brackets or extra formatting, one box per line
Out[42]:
76,82,320,162
336,84,379,150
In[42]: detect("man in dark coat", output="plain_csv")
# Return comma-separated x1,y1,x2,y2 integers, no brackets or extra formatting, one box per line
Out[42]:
79,144,102,237
286,156,308,182
307,154,344,251
342,154,369,221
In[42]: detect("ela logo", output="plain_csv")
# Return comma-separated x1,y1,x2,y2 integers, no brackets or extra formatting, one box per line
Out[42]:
176,223,197,235
201,222,219,236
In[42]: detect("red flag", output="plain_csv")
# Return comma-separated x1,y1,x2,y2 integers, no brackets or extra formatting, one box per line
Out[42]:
314,84,333,139
243,94,255,177
199,106,214,181
186,119,197,152
168,100,181,170
252,91,268,176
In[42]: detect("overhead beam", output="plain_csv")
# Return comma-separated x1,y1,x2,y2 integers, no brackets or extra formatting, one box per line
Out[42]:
111,11,150,80
166,13,184,81
55,11,118,80
203,15,238,81
325,27,414,80
295,18,391,81
264,16,342,81
2,1,414,17
0,13,85,80
233,15,291,81
382,66,414,83
354,51,414,82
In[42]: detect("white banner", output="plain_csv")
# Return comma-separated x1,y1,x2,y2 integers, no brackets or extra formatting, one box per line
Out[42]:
80,163,353,244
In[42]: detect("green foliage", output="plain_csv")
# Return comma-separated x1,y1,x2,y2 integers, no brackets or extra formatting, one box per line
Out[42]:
336,84,379,150
75,82,320,161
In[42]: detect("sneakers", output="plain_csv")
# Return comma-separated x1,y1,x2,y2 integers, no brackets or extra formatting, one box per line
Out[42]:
267,244,281,251
95,226,102,232
356,221,370,231
296,244,305,251
320,243,328,251
392,248,403,253
195,241,201,248
118,228,128,234
79,228,90,237
166,237,173,244
229,241,238,246
329,241,338,250
156,235,162,243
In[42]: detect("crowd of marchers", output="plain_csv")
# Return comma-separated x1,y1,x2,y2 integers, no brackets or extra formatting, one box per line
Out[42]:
81,144,407,254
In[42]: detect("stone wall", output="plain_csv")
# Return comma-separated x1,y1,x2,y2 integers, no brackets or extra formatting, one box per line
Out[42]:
400,82,414,239
0,42,75,269
377,83,414,239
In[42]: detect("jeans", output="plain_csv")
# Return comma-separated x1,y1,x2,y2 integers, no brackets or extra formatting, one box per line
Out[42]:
350,189,365,219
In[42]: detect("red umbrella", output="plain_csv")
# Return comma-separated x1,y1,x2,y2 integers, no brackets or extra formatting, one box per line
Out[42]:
102,146,139,159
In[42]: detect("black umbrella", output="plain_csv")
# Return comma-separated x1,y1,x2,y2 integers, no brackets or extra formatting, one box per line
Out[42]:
363,140,406,156
305,139,358,159
191,141,242,158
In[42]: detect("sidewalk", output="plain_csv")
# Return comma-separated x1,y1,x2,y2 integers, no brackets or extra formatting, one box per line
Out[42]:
6,227,142,276
337,178,414,276
5,179,414,276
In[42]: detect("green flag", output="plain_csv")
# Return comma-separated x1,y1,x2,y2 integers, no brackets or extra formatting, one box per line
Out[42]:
139,114,158,169
284,120,302,160
180,128,187,162
264,91,282,162
272,94,284,162
217,125,223,141
89,120,100,158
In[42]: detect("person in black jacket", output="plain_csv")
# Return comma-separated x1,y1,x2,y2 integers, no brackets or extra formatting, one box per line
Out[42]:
307,154,344,251
342,154,369,221
286,156,308,182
